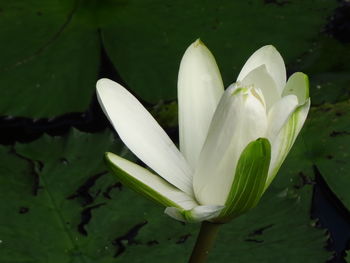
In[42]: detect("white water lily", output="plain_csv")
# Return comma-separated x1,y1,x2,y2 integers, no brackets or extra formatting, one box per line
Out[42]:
97,40,310,223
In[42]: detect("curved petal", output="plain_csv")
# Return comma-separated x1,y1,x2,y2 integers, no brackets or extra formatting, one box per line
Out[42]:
265,99,311,188
241,65,280,110
105,152,198,209
237,45,286,94
266,94,299,142
97,79,193,195
282,72,309,104
164,205,224,223
217,138,271,223
178,39,224,169
194,86,268,206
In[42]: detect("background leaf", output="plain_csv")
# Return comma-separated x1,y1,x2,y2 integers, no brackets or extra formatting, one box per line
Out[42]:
0,0,337,118
0,0,100,118
101,0,336,103
0,130,330,262
290,101,350,212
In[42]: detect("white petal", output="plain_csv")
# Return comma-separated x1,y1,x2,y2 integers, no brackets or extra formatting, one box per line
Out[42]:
266,95,298,142
164,207,185,222
266,99,311,188
106,152,198,209
178,39,224,169
237,45,286,94
282,72,309,104
241,65,280,110
97,79,193,195
164,205,224,223
194,86,268,206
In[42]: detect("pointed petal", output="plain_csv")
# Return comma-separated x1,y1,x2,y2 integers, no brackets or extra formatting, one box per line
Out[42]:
164,205,224,223
266,95,299,142
237,45,286,94
241,65,280,110
97,79,193,194
105,152,198,209
194,86,268,206
217,138,271,222
178,39,224,169
266,99,311,188
282,72,309,104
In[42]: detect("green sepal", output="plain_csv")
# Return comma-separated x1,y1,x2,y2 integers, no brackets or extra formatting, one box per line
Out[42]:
215,138,271,223
104,152,181,209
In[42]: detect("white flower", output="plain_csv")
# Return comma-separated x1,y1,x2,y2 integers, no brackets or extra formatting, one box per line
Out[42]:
96,40,310,223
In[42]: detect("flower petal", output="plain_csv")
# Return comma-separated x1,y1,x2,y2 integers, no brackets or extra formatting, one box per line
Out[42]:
241,65,280,110
164,205,224,223
266,94,299,142
237,45,286,94
105,152,198,209
217,138,271,222
266,99,311,188
194,86,268,206
178,39,224,168
282,72,309,104
97,79,193,195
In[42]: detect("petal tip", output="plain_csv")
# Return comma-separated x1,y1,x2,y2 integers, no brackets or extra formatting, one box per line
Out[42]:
261,44,278,53
193,38,205,47
105,151,113,158
96,78,112,88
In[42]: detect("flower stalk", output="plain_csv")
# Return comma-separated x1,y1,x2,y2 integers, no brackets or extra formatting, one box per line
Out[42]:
189,221,221,263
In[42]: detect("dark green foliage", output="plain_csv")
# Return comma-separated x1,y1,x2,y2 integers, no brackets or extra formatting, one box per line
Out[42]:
0,0,336,117
0,130,330,262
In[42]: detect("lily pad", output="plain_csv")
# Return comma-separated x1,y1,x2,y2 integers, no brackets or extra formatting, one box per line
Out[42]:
0,129,330,262
0,1,100,118
101,0,336,103
293,37,350,105
274,100,350,261
0,0,336,118
300,101,350,212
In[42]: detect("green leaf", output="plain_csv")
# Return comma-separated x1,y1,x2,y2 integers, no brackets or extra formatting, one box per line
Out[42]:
299,101,350,212
0,130,330,262
0,1,100,118
101,0,336,103
275,101,350,214
218,138,271,222
294,36,350,104
119,168,330,263
0,0,337,117
0,129,126,262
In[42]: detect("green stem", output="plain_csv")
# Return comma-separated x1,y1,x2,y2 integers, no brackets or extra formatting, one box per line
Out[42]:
189,221,221,263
